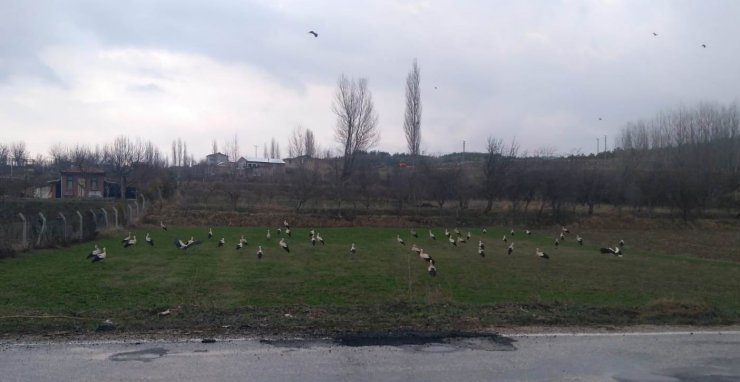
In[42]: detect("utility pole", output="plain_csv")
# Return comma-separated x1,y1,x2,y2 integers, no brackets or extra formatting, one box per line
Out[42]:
604,135,607,152
597,138,600,154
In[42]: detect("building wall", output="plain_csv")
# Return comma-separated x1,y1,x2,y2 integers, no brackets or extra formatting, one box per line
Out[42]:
60,173,106,198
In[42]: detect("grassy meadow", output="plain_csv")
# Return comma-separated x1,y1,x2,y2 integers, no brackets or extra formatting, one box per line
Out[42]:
1,225,738,335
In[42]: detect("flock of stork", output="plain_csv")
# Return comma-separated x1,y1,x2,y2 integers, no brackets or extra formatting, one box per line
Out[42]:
85,221,626,277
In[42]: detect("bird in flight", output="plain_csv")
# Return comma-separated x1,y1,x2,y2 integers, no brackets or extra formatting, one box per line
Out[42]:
308,30,318,37
652,32,658,37
598,117,603,121
701,44,707,48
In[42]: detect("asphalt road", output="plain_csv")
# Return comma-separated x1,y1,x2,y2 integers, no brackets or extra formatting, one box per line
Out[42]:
1,330,739,381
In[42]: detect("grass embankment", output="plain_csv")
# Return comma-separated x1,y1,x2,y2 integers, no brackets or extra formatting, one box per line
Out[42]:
1,226,738,336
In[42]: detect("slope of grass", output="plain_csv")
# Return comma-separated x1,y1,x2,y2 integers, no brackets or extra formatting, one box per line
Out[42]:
1,226,738,336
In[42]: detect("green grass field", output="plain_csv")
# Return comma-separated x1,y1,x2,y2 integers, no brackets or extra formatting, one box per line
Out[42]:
1,226,738,336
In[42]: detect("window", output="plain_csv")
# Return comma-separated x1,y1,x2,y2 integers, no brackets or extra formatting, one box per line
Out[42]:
66,177,73,193
90,176,98,191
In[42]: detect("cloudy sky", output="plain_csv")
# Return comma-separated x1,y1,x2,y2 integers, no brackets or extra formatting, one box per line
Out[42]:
2,0,739,160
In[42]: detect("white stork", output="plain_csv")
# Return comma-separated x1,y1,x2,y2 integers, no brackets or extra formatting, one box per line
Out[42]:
502,235,507,243
411,244,422,254
236,240,244,250
466,231,471,240
526,229,531,235
482,228,487,233
87,244,101,259
445,228,450,238
218,237,225,247
577,235,583,246
562,226,570,234
279,238,290,252
510,229,515,236
478,247,485,257
619,239,625,247
310,234,317,246
600,246,622,257
286,228,292,237
91,247,106,263
429,230,436,240
454,228,460,236
458,237,467,244
350,243,356,255
536,248,549,259
448,236,457,246
175,238,202,250
559,232,566,241
277,228,282,236
478,240,485,250
186,236,195,246
145,233,154,246
208,228,213,239
316,233,325,245
427,262,437,276
283,220,290,229
257,246,264,259
554,238,559,247
121,232,132,244
309,229,315,238
266,229,271,240
124,235,137,248
160,221,167,231
411,229,418,238
419,250,433,263
508,242,514,255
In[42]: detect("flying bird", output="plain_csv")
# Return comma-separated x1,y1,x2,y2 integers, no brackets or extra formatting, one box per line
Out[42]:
701,44,706,48
145,233,154,246
308,30,318,37
536,248,549,259
652,32,658,36
175,238,202,250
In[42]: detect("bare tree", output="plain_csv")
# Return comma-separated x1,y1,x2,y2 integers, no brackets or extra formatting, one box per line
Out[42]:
171,140,177,167
305,129,317,157
0,143,9,166
404,59,422,156
263,143,268,159
333,74,380,179
289,127,306,158
105,136,144,199
11,141,28,167
183,142,189,167
211,140,218,154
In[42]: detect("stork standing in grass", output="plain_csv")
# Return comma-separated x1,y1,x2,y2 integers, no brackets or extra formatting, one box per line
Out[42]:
454,228,460,236
554,238,559,247
91,247,106,263
526,229,531,235
208,228,213,239
283,220,290,229
124,235,137,248
562,226,569,234
427,262,437,276
121,232,132,244
310,234,317,246
279,238,290,252
316,233,325,245
266,229,271,240
445,228,450,238
145,233,154,246
576,234,583,246
236,240,244,250
419,250,433,263
502,235,507,243
218,237,225,247
309,229,315,238
536,248,549,259
478,247,485,257
160,221,167,231
482,228,487,233
286,228,291,237
350,243,356,255
87,244,101,259
411,244,421,254
466,231,472,240
510,229,515,236
478,240,485,250
508,242,514,255
397,235,405,245
257,246,263,259
619,239,625,247
411,229,418,238
429,230,436,240
277,228,282,236
448,236,457,246
559,232,566,241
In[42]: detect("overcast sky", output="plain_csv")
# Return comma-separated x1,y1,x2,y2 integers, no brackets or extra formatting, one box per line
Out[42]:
2,0,739,160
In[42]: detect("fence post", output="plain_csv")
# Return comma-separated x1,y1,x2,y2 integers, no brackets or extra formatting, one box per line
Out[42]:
100,208,109,229
58,212,67,242
76,210,83,240
37,212,46,247
128,204,134,224
135,200,140,218
112,206,119,228
18,213,27,250
89,209,97,230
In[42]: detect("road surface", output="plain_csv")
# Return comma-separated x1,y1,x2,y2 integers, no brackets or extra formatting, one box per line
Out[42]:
1,330,738,381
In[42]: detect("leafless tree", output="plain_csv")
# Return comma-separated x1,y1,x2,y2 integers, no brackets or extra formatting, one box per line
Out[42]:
288,126,306,158
11,141,28,167
105,136,144,199
212,140,218,155
224,134,239,162
404,59,422,157
269,138,281,159
305,129,317,157
0,143,9,166
333,74,380,179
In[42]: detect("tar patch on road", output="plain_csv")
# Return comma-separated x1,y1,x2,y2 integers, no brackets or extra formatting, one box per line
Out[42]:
110,348,168,362
262,331,516,352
